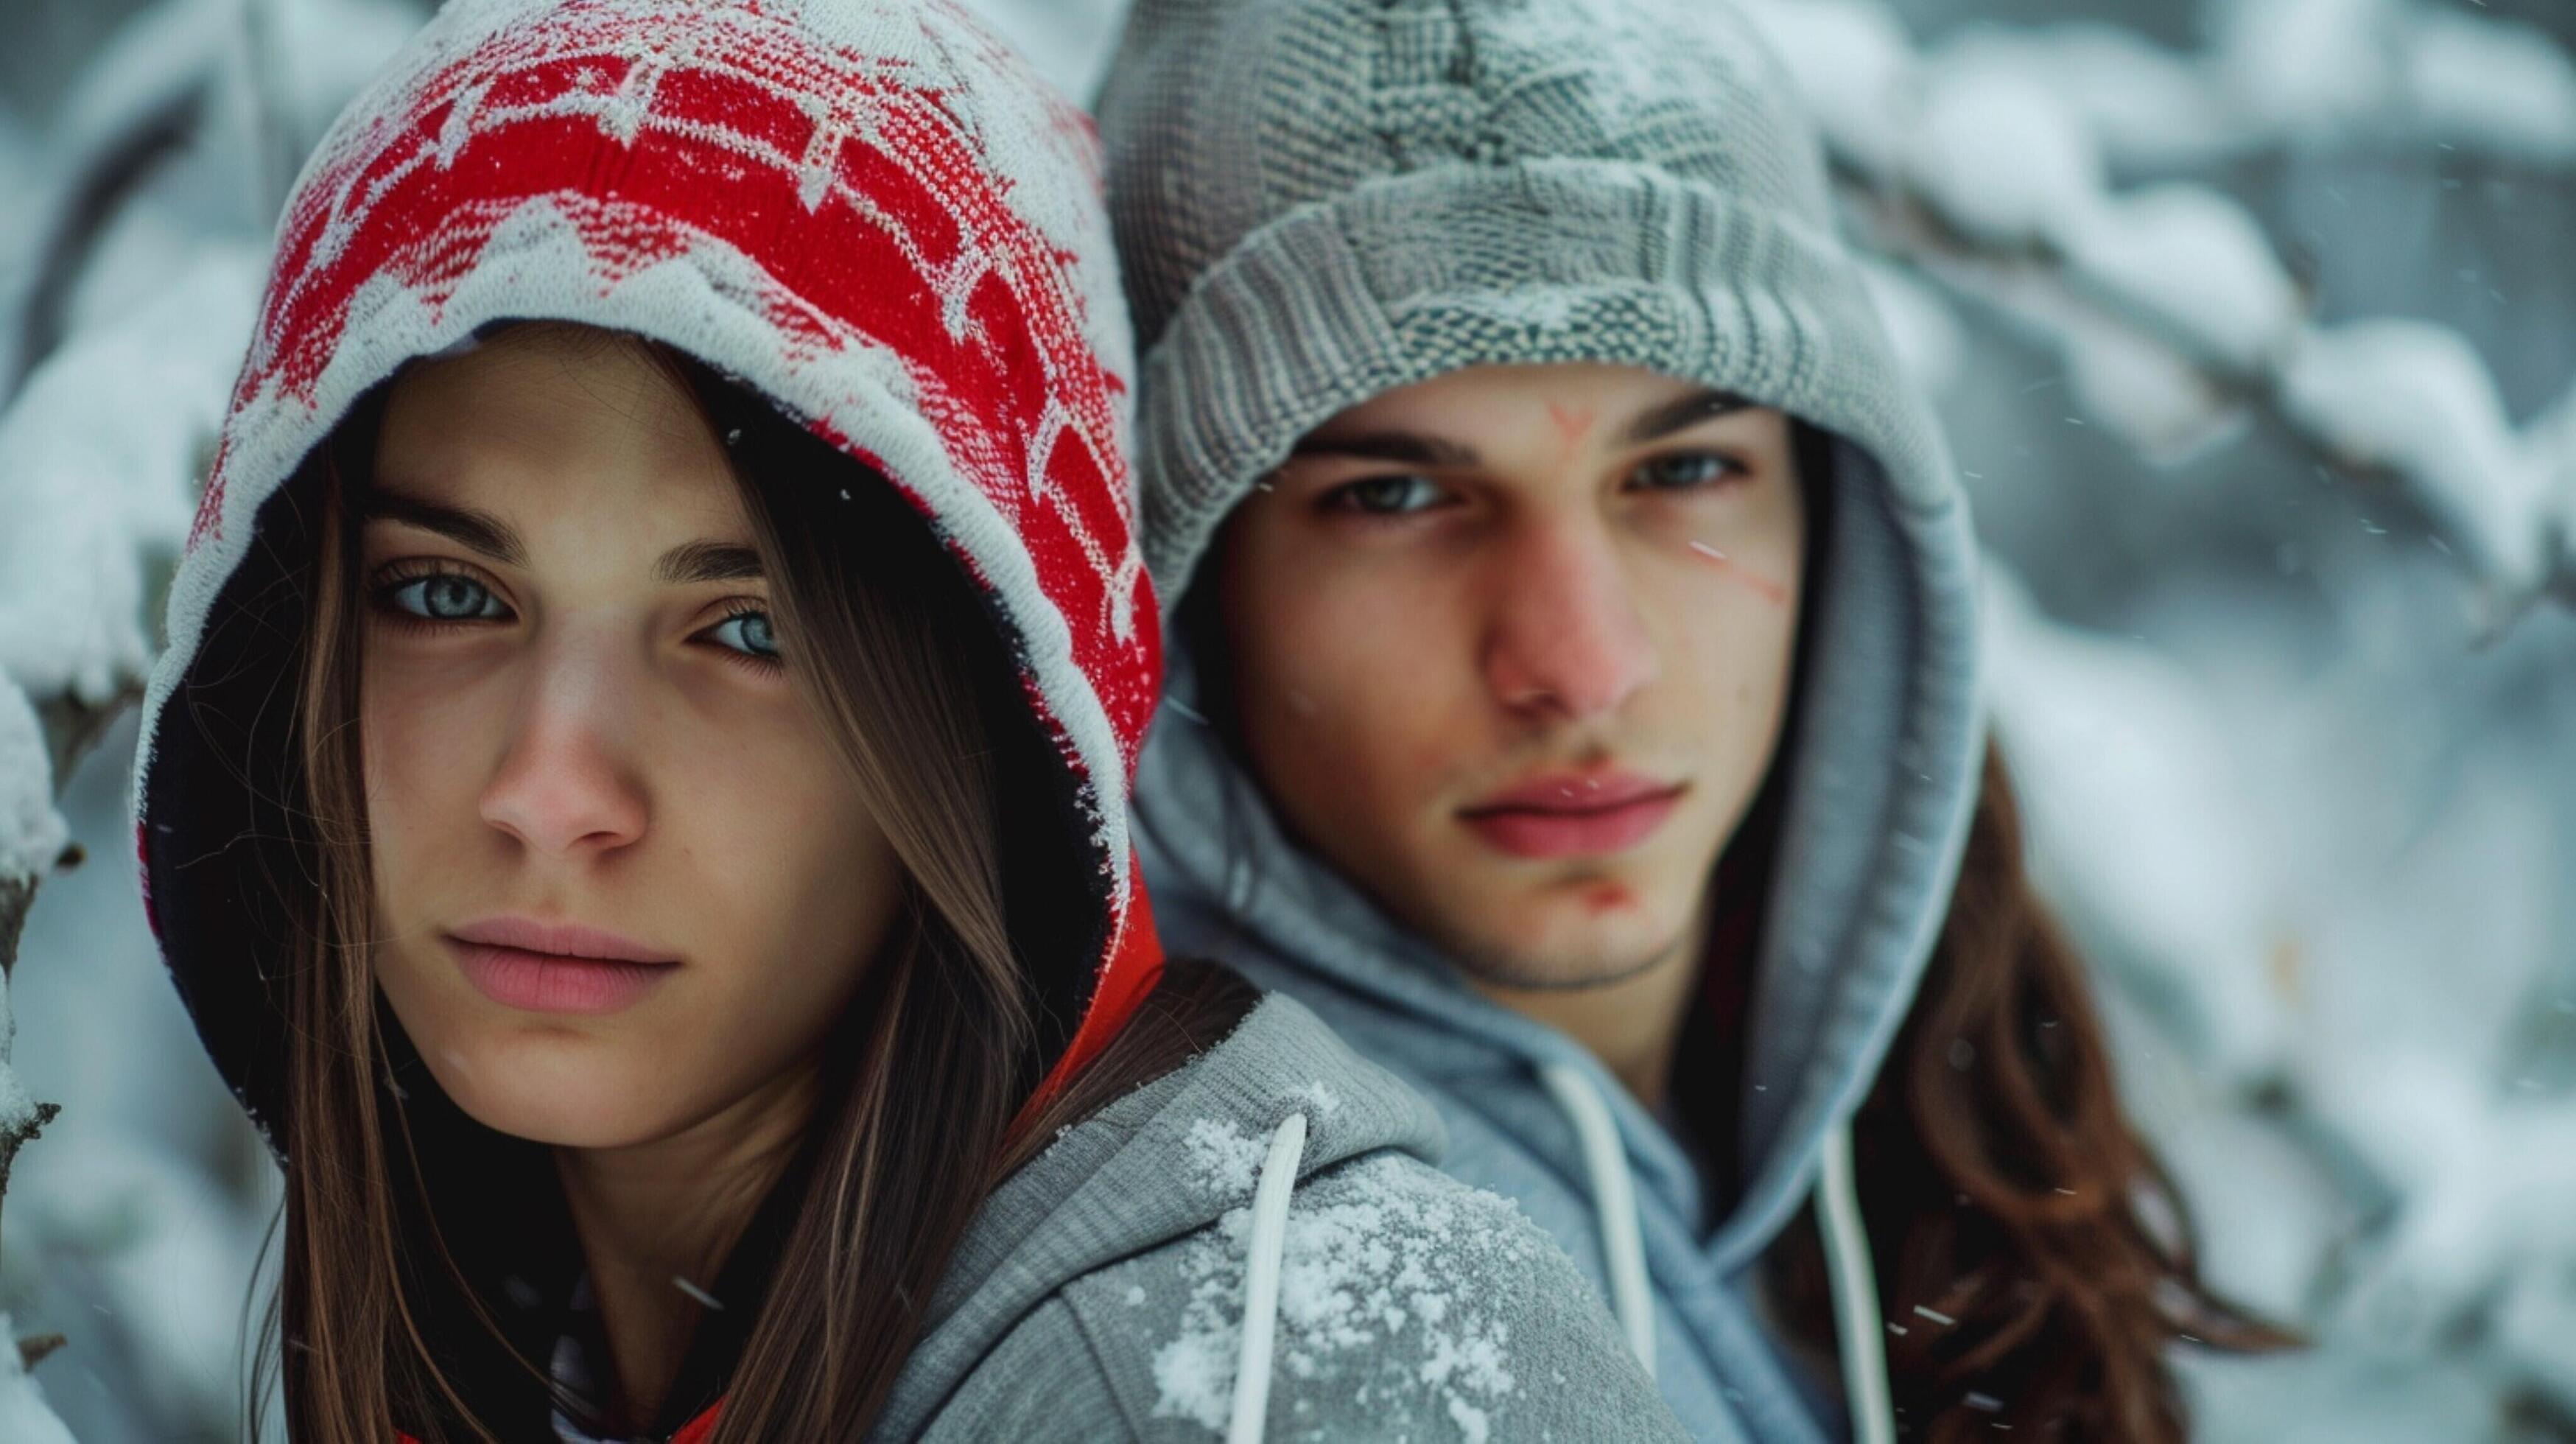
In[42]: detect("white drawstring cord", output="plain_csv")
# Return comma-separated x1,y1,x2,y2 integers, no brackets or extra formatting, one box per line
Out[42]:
1817,1118,1895,1444
1225,1111,1310,1444
1537,1062,1657,1378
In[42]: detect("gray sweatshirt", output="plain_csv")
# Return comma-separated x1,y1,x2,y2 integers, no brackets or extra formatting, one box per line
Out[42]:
876,992,1688,1442
1098,1,1988,1440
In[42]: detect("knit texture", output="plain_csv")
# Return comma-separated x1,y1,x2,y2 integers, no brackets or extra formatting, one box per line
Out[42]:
1104,1,1988,1436
137,0,1162,1140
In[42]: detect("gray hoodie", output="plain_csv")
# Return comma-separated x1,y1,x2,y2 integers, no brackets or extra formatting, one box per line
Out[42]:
879,992,1688,1442
1098,1,1987,1440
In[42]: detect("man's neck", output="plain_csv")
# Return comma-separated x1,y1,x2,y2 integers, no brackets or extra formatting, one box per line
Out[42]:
552,1062,817,1429
1469,902,1712,1112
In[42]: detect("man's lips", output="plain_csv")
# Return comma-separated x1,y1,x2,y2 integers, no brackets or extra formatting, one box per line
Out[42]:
445,916,678,1014
1457,771,1688,860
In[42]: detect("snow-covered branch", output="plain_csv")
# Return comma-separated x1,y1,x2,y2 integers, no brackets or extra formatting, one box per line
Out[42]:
0,242,261,1444
1744,0,2576,617
1758,0,2576,180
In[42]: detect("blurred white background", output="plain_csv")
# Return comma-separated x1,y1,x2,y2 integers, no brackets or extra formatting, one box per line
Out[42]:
1,0,2570,1438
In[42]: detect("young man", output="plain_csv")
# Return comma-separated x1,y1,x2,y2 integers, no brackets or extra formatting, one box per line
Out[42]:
1099,0,1987,1438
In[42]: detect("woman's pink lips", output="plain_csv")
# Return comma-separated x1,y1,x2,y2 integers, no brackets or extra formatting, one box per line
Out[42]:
447,940,675,1014
1459,775,1688,860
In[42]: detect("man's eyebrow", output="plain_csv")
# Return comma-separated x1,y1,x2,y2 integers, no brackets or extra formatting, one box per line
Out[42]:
1620,388,1753,446
362,490,762,585
360,489,526,567
1286,430,1482,469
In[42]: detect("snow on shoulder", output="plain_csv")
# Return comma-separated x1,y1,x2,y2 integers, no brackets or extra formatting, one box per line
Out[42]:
1151,1149,1552,1441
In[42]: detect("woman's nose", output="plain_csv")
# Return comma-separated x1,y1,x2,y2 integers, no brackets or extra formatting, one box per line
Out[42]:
476,637,650,858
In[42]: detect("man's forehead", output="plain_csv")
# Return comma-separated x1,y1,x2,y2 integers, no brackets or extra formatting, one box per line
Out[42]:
1296,368,1759,458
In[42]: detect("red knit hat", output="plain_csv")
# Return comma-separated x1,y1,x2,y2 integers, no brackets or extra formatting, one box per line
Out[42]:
134,0,1164,1140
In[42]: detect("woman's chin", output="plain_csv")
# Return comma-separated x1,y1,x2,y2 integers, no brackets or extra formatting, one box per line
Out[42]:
415,1032,687,1149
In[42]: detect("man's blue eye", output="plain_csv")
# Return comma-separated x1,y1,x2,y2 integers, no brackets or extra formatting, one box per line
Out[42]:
1331,475,1445,515
706,610,780,659
387,574,506,621
1634,453,1736,490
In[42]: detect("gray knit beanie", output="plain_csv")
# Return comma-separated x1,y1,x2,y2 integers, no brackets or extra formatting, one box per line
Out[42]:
1104,0,1988,1168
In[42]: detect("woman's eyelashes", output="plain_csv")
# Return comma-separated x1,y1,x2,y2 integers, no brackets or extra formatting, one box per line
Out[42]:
368,561,784,667
373,563,513,627
701,604,784,666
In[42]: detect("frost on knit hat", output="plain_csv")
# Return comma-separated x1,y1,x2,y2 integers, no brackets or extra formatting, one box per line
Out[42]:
135,0,1163,1143
1103,0,1992,1189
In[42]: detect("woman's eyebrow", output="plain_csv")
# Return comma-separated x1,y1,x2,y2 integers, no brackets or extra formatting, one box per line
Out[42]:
654,540,765,584
361,490,759,583
361,489,525,566
1619,388,1752,446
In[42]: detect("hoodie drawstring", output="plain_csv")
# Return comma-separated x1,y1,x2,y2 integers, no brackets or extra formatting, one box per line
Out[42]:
1537,1063,1657,1378
1817,1118,1897,1444
1226,1111,1310,1444
1538,1065,1898,1444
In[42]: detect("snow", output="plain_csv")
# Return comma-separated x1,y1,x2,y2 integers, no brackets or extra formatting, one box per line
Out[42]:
1150,1157,1533,1437
1906,50,2102,242
266,0,441,150
0,679,63,1175
2528,376,2576,553
1292,1082,1342,1117
0,681,67,891
0,249,262,706
2212,0,2401,134
2278,320,2552,590
1182,1117,1268,1201
1734,0,1915,178
1934,24,2233,172
7,712,283,1440
2065,186,2299,374
2058,309,2238,461
0,1314,79,1444
2403,9,2576,168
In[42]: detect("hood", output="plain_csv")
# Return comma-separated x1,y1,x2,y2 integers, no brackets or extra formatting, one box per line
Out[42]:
1101,0,1985,1268
134,0,1162,1146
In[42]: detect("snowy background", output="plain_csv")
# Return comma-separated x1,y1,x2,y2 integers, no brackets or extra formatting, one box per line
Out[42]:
1,0,2571,1440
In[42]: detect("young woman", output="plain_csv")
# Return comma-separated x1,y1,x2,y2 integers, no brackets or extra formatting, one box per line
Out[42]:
133,2,1682,1440
1101,0,2287,1440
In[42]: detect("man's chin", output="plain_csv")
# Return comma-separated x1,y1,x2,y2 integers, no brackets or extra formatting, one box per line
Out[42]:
1432,906,1694,994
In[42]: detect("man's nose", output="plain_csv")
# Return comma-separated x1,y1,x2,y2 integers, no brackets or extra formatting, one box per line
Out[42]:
1479,520,1660,724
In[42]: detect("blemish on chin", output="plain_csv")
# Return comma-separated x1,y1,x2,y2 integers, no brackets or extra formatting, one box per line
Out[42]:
1584,884,1632,914
1286,687,1321,718
1687,540,1789,606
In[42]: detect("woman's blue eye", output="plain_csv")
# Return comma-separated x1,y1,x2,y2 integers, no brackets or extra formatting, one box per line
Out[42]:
1328,474,1447,516
385,573,506,621
706,609,780,660
1633,453,1737,490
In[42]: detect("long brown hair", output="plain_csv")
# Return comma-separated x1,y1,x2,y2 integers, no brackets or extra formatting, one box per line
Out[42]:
1761,744,2292,1440
255,329,1253,1442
